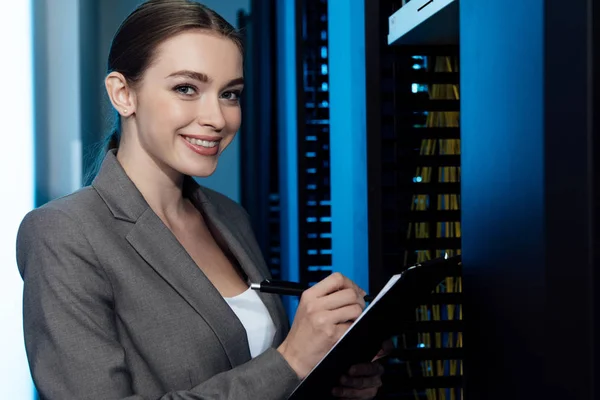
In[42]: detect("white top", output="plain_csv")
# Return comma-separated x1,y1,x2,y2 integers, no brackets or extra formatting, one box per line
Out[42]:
224,287,276,358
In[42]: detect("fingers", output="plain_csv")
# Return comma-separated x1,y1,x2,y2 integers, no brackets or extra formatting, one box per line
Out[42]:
332,363,384,399
329,304,364,325
331,386,379,399
309,304,361,333
340,374,382,389
319,288,366,311
347,362,385,377
309,272,364,299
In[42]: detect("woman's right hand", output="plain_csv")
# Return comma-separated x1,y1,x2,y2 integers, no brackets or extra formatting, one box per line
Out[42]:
277,273,367,379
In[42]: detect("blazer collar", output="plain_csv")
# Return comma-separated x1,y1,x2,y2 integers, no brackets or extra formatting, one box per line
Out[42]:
91,150,287,366
91,149,223,222
91,149,150,222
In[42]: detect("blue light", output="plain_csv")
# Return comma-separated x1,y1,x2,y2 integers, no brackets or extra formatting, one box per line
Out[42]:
321,100,329,107
412,83,419,93
276,0,300,321
308,265,333,271
413,176,423,182
321,46,328,58
328,0,369,292
321,64,328,75
412,63,422,70
321,82,329,91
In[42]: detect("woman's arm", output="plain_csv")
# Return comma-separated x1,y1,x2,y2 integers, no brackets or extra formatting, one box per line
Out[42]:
17,207,299,400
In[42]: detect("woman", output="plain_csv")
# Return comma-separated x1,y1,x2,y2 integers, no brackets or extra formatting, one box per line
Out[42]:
16,1,384,399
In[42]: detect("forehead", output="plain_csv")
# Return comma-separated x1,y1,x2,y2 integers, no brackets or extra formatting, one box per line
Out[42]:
147,30,243,80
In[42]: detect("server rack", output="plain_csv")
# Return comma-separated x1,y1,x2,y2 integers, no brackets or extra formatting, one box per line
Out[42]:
366,1,464,398
296,0,333,286
238,3,282,279
241,0,334,285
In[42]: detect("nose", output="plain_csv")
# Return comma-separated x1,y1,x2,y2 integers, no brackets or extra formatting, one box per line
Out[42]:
197,95,226,132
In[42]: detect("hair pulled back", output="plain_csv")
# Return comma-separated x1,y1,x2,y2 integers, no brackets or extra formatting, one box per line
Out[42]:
86,0,242,184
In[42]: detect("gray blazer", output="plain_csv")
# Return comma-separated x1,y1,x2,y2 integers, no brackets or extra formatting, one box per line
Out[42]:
16,150,300,399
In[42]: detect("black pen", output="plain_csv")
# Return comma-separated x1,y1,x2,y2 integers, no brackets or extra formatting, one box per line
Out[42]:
250,279,374,302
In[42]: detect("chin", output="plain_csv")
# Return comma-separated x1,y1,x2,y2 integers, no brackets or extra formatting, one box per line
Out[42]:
176,159,219,178
172,139,226,178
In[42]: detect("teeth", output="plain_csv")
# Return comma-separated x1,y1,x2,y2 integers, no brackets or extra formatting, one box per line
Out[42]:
185,137,218,148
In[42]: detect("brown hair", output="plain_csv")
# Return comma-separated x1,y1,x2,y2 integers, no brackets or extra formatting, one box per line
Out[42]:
86,0,243,184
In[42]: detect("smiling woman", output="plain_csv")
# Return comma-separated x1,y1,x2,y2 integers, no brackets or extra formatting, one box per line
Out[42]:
15,1,381,399
108,30,244,182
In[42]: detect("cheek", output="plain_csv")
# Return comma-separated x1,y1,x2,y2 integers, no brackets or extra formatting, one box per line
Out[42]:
218,108,240,153
139,95,198,136
224,106,242,132
156,97,194,122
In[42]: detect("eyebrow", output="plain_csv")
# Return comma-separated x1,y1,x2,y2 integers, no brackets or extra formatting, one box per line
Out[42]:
166,70,244,87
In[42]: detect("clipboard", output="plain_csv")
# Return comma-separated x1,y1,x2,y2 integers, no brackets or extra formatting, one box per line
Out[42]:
287,255,462,399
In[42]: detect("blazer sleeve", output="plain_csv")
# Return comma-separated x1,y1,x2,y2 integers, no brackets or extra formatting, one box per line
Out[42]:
17,207,300,400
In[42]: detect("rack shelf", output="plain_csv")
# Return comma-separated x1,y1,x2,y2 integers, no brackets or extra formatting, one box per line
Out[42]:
388,0,459,46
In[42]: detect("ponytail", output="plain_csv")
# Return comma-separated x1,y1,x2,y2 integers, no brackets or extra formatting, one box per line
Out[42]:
106,129,121,152
83,114,121,186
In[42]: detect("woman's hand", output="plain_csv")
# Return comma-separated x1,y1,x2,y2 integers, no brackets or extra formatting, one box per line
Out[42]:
332,362,384,399
332,338,393,398
277,273,366,379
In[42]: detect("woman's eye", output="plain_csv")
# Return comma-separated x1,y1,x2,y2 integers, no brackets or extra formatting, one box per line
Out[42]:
221,90,241,101
175,85,196,96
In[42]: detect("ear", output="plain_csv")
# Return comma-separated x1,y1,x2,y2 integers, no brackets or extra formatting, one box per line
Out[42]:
105,72,136,117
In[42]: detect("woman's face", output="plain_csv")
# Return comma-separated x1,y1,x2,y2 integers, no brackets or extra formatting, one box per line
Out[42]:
130,30,243,178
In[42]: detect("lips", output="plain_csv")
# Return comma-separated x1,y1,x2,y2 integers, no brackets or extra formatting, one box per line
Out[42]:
183,136,219,148
181,135,221,156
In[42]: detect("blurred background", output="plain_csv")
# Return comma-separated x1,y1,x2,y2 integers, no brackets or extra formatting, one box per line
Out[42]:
1,0,598,399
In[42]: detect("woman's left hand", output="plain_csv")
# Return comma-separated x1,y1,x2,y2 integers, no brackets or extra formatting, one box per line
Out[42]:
331,362,384,399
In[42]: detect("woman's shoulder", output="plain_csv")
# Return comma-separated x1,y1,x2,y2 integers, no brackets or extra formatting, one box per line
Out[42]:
16,186,108,278
18,186,109,239
26,186,105,221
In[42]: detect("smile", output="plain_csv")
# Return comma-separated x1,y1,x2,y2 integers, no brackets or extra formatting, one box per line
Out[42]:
183,136,220,148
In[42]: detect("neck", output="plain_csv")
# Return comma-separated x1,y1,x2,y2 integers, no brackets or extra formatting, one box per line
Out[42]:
116,142,188,221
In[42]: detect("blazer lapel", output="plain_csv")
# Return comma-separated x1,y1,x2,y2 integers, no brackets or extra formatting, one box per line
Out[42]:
191,191,289,345
125,210,252,367
92,151,251,368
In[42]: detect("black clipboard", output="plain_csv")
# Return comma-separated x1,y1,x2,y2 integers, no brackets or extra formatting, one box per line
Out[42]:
287,255,462,399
